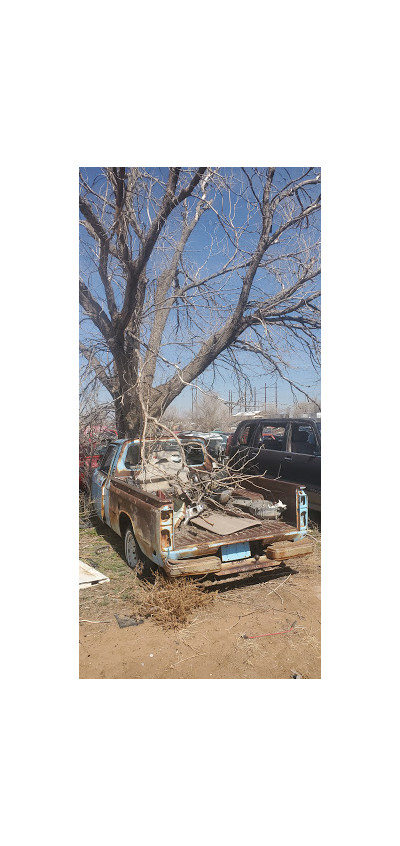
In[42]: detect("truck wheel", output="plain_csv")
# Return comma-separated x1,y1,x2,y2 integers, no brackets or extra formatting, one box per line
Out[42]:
124,527,140,570
124,526,153,580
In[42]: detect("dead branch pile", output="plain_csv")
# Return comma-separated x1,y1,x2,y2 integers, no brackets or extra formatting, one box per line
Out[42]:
135,572,212,629
132,431,286,522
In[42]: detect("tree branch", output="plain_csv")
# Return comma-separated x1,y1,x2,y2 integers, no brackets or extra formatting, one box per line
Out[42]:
79,278,113,341
116,167,207,335
79,197,118,319
79,342,117,395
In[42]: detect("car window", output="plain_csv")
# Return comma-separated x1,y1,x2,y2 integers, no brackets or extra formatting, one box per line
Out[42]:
124,443,140,468
99,444,118,474
206,438,222,456
290,423,318,455
182,441,206,465
239,425,252,445
255,425,287,451
145,439,181,457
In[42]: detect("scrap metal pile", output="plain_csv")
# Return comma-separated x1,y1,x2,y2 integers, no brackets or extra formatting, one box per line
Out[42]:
134,437,287,531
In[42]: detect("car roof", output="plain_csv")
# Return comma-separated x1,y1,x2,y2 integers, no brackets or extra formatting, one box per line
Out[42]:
236,417,318,425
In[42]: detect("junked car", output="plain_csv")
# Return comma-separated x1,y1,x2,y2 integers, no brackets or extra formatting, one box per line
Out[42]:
226,417,321,511
178,431,227,462
79,428,118,493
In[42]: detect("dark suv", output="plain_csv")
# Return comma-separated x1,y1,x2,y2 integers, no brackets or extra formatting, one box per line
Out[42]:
226,417,321,511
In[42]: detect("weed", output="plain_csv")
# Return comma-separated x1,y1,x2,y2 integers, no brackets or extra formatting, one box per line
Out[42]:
134,572,212,629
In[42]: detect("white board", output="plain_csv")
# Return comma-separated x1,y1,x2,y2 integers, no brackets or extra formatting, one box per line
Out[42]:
79,560,110,589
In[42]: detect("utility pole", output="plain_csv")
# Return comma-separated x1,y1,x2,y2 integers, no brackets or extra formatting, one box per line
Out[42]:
264,383,267,412
275,380,278,411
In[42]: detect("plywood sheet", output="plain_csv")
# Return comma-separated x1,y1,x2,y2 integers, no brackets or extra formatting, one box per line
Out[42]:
79,560,110,589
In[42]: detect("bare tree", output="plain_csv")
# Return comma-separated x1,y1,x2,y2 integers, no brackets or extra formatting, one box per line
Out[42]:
291,399,320,417
79,167,321,436
191,392,231,432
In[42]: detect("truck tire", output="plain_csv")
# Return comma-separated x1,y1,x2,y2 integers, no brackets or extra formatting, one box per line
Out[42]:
124,526,154,580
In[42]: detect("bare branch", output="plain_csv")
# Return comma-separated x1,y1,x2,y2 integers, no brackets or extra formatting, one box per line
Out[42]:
79,277,113,341
79,342,117,395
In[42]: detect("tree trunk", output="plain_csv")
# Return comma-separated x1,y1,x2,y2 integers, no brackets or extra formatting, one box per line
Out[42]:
114,393,143,438
113,353,143,437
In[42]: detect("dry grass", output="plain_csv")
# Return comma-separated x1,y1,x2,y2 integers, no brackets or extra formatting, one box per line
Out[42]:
135,572,213,629
299,523,321,576
307,519,321,543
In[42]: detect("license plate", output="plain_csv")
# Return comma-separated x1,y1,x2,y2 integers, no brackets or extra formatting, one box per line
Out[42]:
221,542,251,562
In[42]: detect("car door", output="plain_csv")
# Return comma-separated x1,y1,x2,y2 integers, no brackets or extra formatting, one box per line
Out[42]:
284,422,321,489
248,421,290,477
91,443,119,522
230,422,259,471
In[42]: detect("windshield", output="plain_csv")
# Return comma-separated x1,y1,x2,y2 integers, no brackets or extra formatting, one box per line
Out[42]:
180,439,206,465
125,438,207,469
144,439,182,460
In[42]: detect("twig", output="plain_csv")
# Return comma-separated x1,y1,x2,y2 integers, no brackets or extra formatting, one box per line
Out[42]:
271,587,284,605
242,627,296,639
264,574,292,601
171,653,207,668
228,607,272,630
79,619,112,624
179,639,204,655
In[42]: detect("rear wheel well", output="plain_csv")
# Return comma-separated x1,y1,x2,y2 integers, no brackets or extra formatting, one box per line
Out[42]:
119,512,133,539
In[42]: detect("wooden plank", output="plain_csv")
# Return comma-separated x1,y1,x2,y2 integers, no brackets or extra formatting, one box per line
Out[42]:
266,539,313,560
79,560,110,589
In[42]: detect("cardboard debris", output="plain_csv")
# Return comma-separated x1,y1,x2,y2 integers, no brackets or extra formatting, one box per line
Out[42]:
190,512,262,535
79,560,110,589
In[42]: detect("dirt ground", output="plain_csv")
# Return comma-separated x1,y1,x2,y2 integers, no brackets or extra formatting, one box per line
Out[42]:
79,514,321,679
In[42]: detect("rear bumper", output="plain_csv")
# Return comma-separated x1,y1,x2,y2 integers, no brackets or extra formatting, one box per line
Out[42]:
164,538,312,577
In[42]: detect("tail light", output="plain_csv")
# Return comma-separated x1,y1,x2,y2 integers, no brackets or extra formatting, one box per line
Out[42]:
161,529,171,550
225,434,233,457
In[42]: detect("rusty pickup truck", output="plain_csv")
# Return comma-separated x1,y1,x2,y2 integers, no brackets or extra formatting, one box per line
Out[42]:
91,437,310,579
